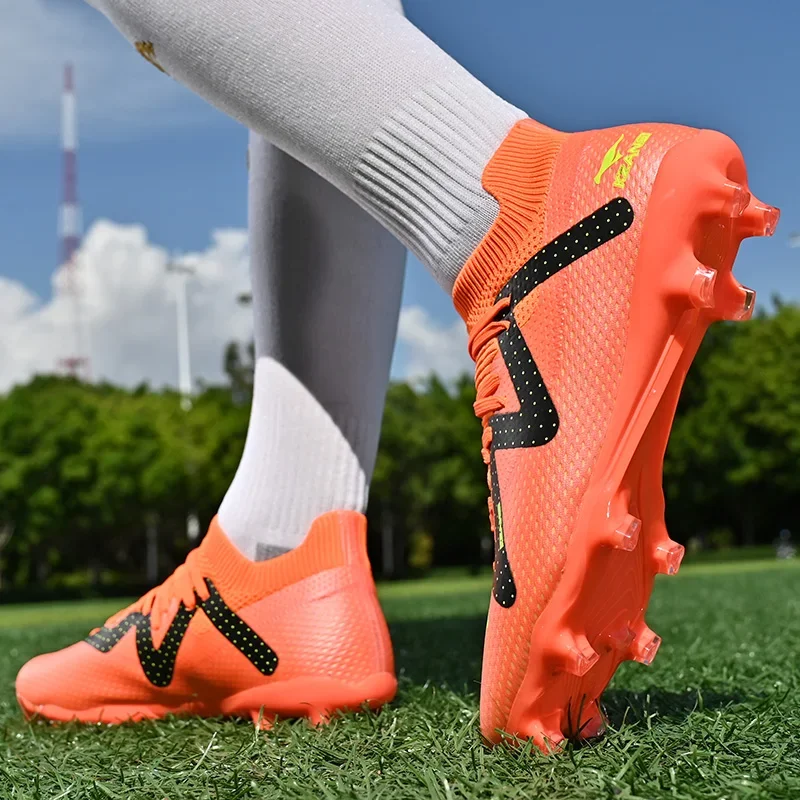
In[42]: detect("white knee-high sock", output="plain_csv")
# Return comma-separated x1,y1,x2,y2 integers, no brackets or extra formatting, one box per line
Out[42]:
217,134,405,559
84,0,525,290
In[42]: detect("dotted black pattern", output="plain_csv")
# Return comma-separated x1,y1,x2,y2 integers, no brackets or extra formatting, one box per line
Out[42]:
490,456,516,608
491,198,634,451
86,578,279,686
86,606,195,688
200,578,279,676
493,547,515,608
487,198,634,609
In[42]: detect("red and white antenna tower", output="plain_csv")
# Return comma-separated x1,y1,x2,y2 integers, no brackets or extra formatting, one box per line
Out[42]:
58,63,89,379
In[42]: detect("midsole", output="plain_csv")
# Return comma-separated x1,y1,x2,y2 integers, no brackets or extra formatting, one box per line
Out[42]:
18,672,398,723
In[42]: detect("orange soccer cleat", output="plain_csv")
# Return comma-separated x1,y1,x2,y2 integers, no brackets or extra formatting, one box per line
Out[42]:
16,511,396,726
455,119,778,751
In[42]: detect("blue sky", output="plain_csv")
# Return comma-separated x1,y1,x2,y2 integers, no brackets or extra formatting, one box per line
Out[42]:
2,0,798,385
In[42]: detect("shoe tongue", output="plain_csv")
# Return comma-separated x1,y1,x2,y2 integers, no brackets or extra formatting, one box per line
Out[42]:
452,119,567,332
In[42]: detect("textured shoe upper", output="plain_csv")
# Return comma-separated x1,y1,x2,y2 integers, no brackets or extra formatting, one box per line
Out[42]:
455,119,699,736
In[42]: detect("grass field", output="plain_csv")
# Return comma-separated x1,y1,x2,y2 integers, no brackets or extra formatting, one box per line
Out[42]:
1,560,800,799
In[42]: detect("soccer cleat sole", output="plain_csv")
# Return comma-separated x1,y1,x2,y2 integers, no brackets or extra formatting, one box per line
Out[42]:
17,671,397,727
498,130,778,751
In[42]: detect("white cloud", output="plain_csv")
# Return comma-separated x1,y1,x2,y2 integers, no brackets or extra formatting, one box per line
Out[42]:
397,305,472,382
0,219,252,390
0,218,473,391
0,0,217,144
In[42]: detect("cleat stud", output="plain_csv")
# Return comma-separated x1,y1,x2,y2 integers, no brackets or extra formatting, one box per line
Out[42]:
612,514,641,551
688,265,717,310
250,710,275,731
721,283,756,322
577,701,606,740
631,627,661,666
763,205,780,236
655,541,685,575
537,730,566,754
727,183,751,218
615,626,636,651
514,712,565,753
741,199,781,238
601,614,635,651
307,709,330,727
560,633,600,677
733,286,757,321
571,648,600,677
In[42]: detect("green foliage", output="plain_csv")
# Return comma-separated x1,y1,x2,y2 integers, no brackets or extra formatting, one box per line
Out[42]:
220,341,255,406
1,304,800,589
665,305,800,546
0,377,248,590
369,376,487,577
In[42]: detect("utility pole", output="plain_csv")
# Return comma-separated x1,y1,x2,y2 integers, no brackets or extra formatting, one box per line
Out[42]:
58,63,90,379
381,508,395,578
166,260,200,542
166,260,195,411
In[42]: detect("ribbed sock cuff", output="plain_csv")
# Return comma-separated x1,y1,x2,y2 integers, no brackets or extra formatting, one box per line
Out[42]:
354,78,525,289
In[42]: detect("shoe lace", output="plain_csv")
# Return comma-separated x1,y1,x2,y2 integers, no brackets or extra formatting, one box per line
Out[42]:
468,296,512,465
103,548,210,633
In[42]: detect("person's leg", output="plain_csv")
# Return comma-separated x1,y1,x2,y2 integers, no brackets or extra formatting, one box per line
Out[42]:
89,0,525,289
218,134,405,560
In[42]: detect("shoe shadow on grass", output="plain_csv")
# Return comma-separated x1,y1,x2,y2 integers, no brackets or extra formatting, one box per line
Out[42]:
387,615,751,732
601,686,753,729
388,615,485,694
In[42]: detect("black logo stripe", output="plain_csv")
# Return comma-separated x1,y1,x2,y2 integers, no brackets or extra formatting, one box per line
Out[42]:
491,199,634,450
199,579,278,675
489,198,634,608
490,454,517,608
491,316,558,450
86,578,278,686
87,606,194,688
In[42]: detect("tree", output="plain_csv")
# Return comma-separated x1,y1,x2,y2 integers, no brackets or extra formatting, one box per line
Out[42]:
2,302,800,594
0,377,247,591
369,376,486,575
666,305,800,546
223,341,255,406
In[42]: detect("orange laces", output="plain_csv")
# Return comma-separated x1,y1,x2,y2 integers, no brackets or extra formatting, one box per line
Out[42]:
104,548,210,632
468,296,511,465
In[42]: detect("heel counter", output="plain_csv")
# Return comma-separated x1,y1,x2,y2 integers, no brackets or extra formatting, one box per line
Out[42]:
351,566,395,678
238,561,394,685
333,510,373,572
334,512,395,678
278,510,394,680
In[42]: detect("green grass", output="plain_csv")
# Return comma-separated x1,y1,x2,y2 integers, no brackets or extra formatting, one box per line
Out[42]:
1,560,800,799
